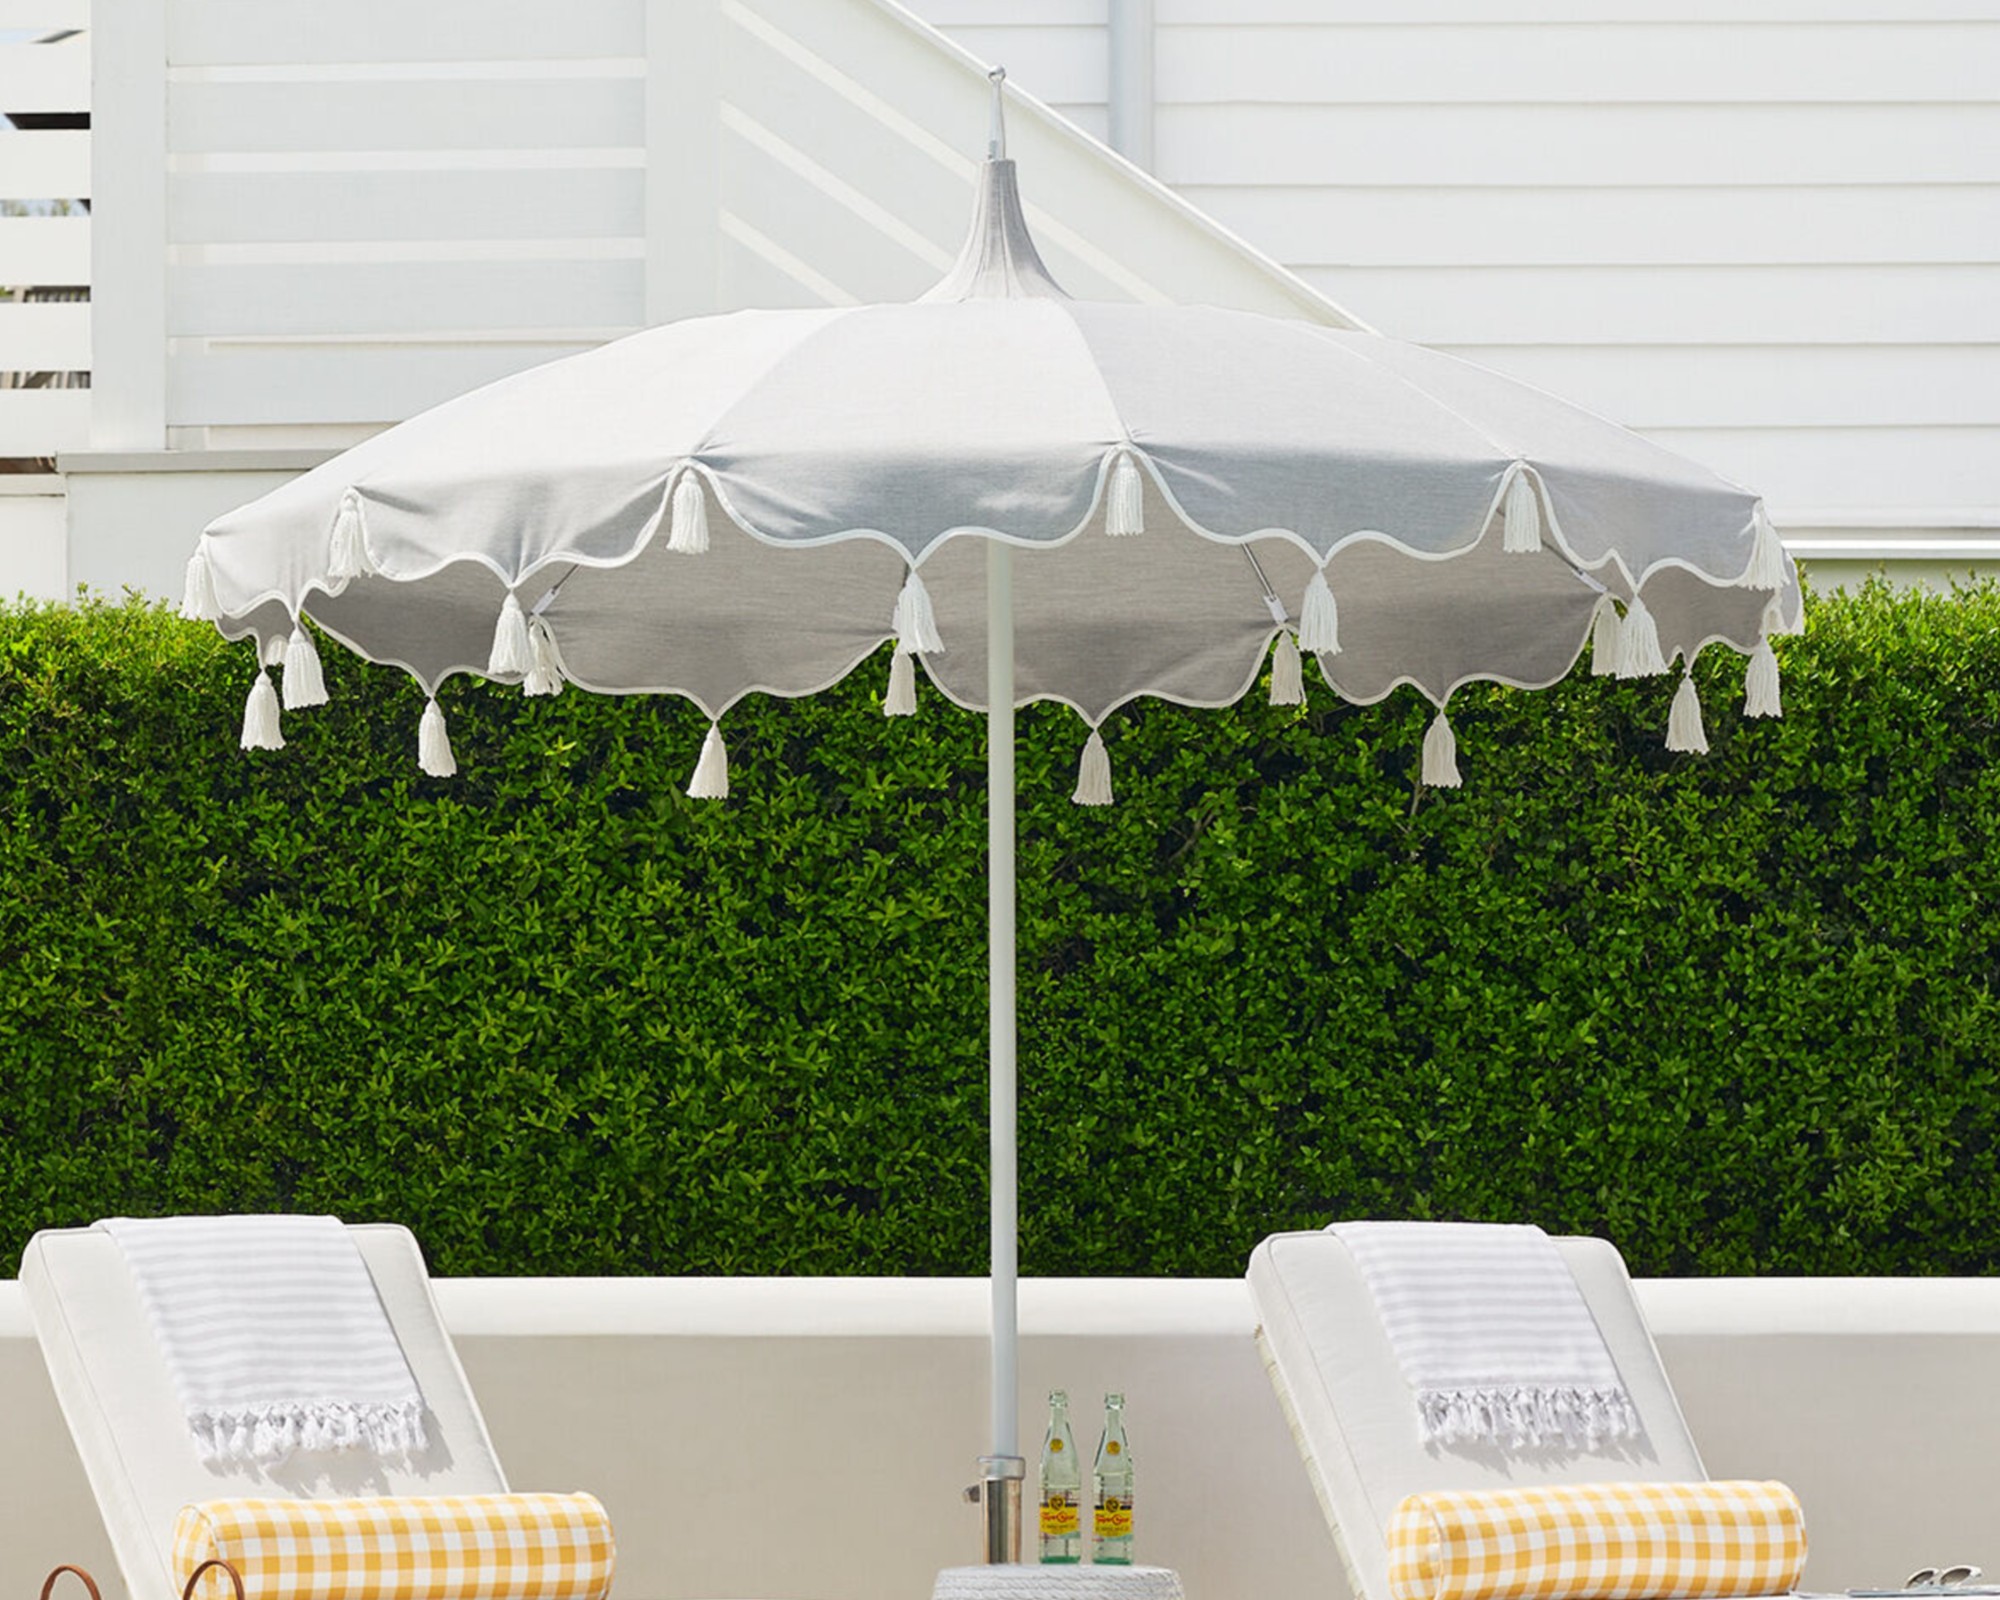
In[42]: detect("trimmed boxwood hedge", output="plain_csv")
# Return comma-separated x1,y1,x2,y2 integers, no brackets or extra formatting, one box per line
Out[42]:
1,578,1996,1279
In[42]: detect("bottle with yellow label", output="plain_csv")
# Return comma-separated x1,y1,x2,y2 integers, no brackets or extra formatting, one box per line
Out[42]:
1038,1389,1082,1563
1092,1391,1134,1564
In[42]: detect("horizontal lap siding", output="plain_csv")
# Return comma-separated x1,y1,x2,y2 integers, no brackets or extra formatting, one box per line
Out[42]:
163,0,648,435
913,1,2000,525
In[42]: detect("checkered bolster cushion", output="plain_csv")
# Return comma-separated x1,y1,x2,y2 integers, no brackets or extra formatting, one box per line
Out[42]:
173,1493,615,1600
1387,1480,1806,1600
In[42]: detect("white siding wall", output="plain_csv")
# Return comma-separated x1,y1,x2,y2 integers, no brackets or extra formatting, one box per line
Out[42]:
911,0,2000,550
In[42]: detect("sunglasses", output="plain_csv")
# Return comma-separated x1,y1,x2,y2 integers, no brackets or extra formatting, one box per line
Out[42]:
1907,1570,1985,1590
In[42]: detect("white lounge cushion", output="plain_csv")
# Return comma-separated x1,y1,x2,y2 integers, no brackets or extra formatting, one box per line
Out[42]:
1247,1230,1708,1600
22,1225,508,1600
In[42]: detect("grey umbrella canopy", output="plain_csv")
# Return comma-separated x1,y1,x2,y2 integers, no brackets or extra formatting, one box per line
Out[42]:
185,76,1800,1545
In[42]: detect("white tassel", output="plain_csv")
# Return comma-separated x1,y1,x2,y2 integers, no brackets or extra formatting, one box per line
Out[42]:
327,490,376,580
418,697,457,778
239,670,283,751
1502,468,1542,554
1738,504,1787,589
1269,630,1305,706
1589,595,1622,676
524,615,565,697
1421,710,1460,788
181,549,220,622
892,568,944,656
1106,452,1144,537
1667,673,1709,754
1745,639,1782,718
1616,595,1668,678
260,633,287,668
1298,569,1341,655
282,626,327,709
1073,730,1113,806
668,469,710,555
688,723,729,799
884,649,917,716
487,592,532,677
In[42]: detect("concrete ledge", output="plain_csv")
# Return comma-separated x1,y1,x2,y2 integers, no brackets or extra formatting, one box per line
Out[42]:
1,1274,1996,1600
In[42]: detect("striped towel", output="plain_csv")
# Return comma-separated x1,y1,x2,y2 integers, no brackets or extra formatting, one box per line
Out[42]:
95,1215,427,1468
1331,1221,1637,1449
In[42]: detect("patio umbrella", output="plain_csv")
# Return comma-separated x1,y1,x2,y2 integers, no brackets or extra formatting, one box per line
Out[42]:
183,73,1800,1557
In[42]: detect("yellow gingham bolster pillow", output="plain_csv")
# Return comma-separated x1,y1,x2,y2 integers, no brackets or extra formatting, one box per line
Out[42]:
173,1493,615,1600
1387,1481,1806,1600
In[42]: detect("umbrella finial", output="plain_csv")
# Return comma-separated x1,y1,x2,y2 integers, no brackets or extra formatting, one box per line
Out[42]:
988,67,1006,162
921,69,1067,303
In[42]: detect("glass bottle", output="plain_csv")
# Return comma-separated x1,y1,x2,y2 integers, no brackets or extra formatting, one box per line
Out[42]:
1038,1389,1082,1563
1092,1391,1134,1564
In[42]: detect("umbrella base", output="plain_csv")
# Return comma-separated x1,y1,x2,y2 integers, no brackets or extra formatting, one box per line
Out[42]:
964,1455,1026,1564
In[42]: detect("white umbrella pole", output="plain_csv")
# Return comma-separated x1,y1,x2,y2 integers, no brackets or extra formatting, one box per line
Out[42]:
981,537,1025,1561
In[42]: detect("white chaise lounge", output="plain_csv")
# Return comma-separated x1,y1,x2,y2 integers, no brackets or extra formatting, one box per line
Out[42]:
21,1224,511,1600
1247,1229,1714,1600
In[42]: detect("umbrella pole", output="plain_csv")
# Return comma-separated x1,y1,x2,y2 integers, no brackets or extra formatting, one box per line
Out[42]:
981,538,1026,1561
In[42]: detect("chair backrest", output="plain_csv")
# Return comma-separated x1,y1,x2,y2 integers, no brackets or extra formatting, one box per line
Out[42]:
1247,1229,1707,1600
22,1224,510,1600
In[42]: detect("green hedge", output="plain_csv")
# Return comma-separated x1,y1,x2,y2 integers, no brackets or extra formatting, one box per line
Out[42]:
1,579,1996,1279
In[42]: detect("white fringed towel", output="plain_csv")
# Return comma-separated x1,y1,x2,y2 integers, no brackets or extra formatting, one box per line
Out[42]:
1330,1220,1638,1449
95,1215,427,1468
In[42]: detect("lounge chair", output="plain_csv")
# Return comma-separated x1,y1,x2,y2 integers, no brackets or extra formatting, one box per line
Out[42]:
1247,1229,1713,1600
21,1224,510,1600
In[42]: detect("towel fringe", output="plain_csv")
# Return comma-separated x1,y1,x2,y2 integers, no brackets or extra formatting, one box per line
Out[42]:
1418,1384,1640,1451
187,1399,429,1468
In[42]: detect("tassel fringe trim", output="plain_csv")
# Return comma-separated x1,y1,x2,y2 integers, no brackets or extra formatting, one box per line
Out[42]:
1745,639,1782,718
688,724,729,799
1737,505,1787,590
1299,569,1341,655
1418,1385,1640,1451
1073,730,1113,806
418,698,457,777
282,627,328,709
884,650,917,716
240,670,283,751
181,550,220,622
188,1399,429,1469
1269,631,1305,706
1502,466,1543,555
892,569,944,656
487,592,532,677
1615,596,1668,678
328,490,377,580
668,469,710,555
1106,452,1144,537
524,616,565,696
1421,710,1460,788
1667,673,1709,754
1590,596,1621,677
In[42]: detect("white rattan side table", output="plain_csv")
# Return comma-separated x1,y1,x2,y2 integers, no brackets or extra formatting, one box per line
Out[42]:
933,1566,1184,1600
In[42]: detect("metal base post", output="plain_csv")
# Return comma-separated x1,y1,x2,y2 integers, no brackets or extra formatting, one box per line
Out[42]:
964,1454,1025,1564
